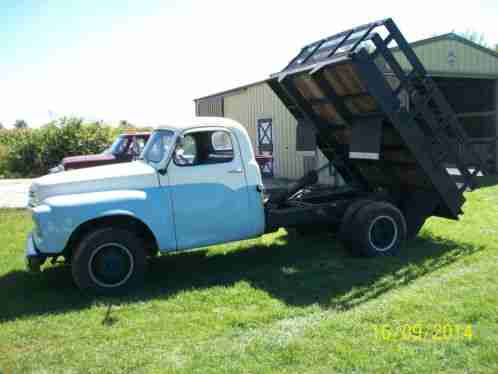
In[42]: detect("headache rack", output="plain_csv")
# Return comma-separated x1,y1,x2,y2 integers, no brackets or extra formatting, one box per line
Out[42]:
267,18,488,219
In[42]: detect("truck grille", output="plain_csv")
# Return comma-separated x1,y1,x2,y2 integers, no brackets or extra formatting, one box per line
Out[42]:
28,188,38,207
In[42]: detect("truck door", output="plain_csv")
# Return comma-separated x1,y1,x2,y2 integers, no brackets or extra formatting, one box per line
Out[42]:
168,128,251,250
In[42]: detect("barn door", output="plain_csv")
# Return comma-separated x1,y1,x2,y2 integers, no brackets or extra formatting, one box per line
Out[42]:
257,118,273,177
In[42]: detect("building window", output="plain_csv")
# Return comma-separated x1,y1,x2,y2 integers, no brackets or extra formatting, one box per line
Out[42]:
257,119,274,177
257,119,273,153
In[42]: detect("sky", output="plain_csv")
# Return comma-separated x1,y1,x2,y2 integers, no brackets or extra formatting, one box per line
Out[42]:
1,0,497,128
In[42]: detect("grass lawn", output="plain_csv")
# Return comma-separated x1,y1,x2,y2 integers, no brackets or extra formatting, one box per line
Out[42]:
1,183,498,373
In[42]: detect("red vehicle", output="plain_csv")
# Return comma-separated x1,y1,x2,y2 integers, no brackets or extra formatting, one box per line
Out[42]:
50,132,150,173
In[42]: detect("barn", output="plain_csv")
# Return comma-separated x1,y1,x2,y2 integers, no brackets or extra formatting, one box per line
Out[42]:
194,33,498,182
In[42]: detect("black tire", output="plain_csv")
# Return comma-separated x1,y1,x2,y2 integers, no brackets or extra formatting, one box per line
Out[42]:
350,202,407,257
338,199,375,252
295,227,314,236
405,216,428,240
72,228,146,295
295,225,328,236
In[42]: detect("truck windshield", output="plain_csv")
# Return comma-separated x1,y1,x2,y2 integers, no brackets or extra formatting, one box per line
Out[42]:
141,130,175,164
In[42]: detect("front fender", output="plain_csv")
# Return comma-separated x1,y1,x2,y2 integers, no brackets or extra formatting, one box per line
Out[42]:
32,188,176,254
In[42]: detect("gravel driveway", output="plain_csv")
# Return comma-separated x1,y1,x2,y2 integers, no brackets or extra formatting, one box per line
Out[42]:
0,179,32,208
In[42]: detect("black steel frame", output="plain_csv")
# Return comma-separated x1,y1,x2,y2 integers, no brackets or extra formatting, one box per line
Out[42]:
267,18,487,219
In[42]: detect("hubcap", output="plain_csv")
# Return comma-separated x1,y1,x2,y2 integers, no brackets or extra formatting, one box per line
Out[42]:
368,215,398,252
88,243,134,288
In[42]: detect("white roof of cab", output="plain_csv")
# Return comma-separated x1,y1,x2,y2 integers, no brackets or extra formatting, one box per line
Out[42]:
154,117,246,132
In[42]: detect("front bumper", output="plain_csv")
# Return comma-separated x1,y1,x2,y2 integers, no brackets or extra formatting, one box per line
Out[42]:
25,233,46,272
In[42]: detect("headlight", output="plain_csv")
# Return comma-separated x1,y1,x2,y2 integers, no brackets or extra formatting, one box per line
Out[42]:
28,185,40,207
49,164,64,173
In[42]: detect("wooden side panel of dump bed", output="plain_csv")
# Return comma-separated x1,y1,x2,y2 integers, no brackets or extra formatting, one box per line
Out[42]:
268,18,487,219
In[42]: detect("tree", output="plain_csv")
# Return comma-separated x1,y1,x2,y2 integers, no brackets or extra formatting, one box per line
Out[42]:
495,44,498,53
13,119,28,129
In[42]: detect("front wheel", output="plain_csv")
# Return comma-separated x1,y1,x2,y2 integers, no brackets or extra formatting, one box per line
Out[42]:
72,228,146,295
349,202,407,257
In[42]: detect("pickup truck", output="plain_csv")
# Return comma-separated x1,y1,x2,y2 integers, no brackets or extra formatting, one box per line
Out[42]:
27,118,267,293
25,19,491,295
50,132,150,173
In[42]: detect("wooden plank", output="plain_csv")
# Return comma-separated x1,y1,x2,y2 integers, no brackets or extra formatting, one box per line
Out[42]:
343,63,367,92
334,64,365,94
351,96,378,112
342,95,377,114
322,68,347,96
312,103,344,124
293,75,324,100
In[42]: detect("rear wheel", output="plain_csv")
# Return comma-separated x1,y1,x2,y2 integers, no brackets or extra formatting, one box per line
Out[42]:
338,199,374,252
350,202,407,257
72,228,146,295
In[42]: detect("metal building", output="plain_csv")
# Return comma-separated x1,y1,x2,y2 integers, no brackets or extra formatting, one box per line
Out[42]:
194,33,498,181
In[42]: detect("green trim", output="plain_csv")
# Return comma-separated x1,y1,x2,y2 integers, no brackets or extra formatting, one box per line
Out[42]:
384,71,498,80
194,79,267,102
390,33,498,60
426,71,498,79
449,34,498,59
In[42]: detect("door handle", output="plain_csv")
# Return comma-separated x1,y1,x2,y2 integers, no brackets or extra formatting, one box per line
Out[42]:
228,168,243,174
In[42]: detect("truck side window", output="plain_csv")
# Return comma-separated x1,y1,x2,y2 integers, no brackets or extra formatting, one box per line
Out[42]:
135,137,147,154
208,131,234,163
174,135,197,165
174,130,234,166
114,137,131,155
127,139,139,156
212,131,232,151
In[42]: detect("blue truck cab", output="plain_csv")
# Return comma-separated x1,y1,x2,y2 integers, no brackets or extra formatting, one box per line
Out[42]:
26,117,266,293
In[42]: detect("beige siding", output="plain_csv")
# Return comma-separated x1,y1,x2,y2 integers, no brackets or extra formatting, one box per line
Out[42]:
224,83,305,180
392,39,498,77
196,97,223,116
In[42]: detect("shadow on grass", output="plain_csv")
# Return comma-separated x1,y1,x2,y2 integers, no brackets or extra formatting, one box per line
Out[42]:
0,231,484,322
476,175,498,188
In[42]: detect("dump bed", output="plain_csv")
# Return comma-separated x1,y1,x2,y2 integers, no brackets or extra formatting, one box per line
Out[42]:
268,18,487,219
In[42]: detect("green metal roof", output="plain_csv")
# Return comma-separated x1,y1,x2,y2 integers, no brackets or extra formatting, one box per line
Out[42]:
195,33,498,102
390,33,498,78
392,33,498,59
